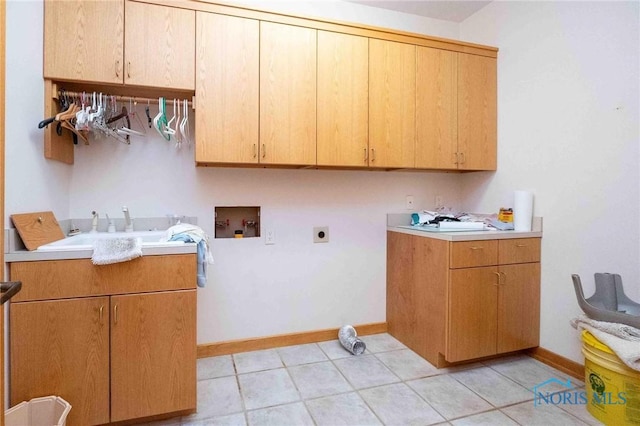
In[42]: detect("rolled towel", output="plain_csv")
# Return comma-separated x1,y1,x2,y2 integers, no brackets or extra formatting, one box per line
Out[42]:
338,325,366,355
92,237,143,265
571,315,640,371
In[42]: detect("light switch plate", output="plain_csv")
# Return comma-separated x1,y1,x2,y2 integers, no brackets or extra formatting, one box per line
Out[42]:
406,195,415,210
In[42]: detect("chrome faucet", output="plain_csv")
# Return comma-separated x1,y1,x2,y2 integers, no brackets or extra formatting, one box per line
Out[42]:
122,206,133,232
90,211,99,233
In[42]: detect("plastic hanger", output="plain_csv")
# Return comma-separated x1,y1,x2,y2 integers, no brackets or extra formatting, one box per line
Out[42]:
180,98,190,144
153,97,170,140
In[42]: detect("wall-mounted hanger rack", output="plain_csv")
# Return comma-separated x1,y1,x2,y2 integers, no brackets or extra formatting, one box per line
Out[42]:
52,90,196,110
42,80,196,165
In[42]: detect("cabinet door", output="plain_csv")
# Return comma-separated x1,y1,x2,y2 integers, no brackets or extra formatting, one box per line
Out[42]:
369,39,415,168
111,290,196,422
317,31,368,167
10,297,110,426
457,54,497,170
497,263,541,353
196,12,259,163
415,47,458,169
447,267,498,362
260,22,316,165
124,1,195,90
44,0,124,83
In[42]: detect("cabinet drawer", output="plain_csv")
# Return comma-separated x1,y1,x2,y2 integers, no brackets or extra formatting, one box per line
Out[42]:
450,240,498,268
10,255,197,302
499,238,541,264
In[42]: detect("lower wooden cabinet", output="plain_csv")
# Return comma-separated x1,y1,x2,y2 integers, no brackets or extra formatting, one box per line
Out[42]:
387,232,540,367
9,255,197,426
111,290,196,422
10,297,110,425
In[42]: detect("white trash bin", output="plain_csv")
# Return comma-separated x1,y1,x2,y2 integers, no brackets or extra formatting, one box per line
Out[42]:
5,396,71,426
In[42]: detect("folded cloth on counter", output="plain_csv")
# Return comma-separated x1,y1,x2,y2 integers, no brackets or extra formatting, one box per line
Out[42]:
571,314,640,371
92,238,143,265
163,224,214,288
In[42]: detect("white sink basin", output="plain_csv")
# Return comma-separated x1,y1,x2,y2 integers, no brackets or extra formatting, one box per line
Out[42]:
37,231,185,251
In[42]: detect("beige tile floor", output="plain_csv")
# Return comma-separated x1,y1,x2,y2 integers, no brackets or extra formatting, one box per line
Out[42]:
146,333,603,426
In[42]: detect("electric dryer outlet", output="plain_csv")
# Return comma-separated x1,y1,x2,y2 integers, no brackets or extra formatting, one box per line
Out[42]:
313,226,329,243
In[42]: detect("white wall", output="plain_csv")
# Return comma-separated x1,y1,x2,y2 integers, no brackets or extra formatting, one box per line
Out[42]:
5,0,463,344
5,0,72,226
459,2,640,363
226,0,460,39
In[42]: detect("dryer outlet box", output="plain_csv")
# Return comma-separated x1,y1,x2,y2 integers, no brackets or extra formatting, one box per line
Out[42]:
313,226,329,243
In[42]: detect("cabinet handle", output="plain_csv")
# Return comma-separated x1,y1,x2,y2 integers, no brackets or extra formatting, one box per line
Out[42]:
500,272,507,285
127,62,131,78
262,144,266,159
253,144,257,159
516,244,528,248
493,272,501,286
469,246,484,250
114,304,118,324
115,60,120,78
371,148,376,162
459,152,466,164
99,305,104,323
453,152,459,165
364,148,368,163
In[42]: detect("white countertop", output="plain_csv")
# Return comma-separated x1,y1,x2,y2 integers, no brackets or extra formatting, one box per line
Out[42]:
5,244,197,262
387,214,542,241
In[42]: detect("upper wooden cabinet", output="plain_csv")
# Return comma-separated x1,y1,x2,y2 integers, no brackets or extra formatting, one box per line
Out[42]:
416,49,497,170
42,1,497,170
195,12,259,164
260,22,317,166
44,0,195,90
369,39,416,168
124,1,195,90
457,53,497,170
317,31,369,167
415,47,458,169
44,0,124,84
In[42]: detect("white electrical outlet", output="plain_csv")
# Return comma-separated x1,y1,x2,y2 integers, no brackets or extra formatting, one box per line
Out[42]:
313,226,329,243
406,195,415,210
435,195,444,209
265,229,275,245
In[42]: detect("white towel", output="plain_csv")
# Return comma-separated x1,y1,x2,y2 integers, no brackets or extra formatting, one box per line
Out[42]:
571,315,640,371
92,238,143,265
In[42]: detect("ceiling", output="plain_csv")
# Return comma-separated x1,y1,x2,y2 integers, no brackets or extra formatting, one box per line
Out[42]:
345,1,492,23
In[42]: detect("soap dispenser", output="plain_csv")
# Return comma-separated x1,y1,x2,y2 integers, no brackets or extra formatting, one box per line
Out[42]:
106,214,116,233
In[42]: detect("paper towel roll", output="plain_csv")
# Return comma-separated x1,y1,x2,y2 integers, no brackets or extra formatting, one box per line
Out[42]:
513,190,534,231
